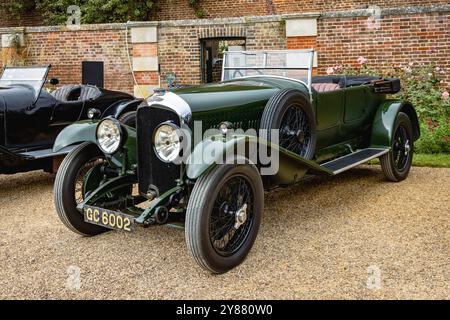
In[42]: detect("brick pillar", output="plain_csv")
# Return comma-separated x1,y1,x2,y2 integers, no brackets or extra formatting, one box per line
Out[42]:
285,16,319,75
1,31,25,66
130,25,159,98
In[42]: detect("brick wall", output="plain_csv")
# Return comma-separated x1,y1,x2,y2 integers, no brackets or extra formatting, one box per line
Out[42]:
316,11,450,79
157,0,450,20
273,0,450,14
157,20,286,85
156,0,267,20
6,26,135,93
3,0,449,27
0,4,448,94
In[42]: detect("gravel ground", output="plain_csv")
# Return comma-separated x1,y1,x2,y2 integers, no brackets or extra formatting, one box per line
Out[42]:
0,166,448,300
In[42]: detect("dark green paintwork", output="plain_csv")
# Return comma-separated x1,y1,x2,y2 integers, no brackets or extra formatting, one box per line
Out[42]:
53,119,138,169
175,77,394,163
53,75,420,225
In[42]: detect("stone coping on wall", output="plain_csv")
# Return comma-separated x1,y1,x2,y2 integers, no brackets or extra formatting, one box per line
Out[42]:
0,4,449,34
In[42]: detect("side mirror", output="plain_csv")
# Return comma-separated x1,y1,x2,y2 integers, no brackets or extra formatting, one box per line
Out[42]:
49,78,59,85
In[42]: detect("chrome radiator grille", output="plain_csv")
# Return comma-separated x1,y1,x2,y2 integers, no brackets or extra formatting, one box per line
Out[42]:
136,106,181,196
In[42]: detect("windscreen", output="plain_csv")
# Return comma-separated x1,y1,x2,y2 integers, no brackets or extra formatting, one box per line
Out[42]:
222,50,314,88
0,66,49,99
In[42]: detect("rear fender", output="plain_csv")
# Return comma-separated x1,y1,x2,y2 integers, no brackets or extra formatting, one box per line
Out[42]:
371,100,420,148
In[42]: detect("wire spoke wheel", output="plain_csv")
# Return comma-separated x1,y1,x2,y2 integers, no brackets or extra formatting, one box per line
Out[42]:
380,112,414,182
185,164,264,273
260,89,316,160
279,104,312,157
209,175,255,257
392,125,410,171
74,157,105,205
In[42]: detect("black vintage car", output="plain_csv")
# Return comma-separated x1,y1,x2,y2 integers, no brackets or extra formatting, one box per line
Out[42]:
0,65,142,174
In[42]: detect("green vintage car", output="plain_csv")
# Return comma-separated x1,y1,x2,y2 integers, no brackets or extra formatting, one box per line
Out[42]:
53,50,420,273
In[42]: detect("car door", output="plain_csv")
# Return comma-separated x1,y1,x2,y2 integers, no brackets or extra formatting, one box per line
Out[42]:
314,89,345,149
4,90,57,148
50,100,85,125
340,85,372,142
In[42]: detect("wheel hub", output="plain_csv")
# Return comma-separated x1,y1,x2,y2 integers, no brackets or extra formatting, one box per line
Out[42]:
296,130,305,143
404,140,411,155
234,204,248,229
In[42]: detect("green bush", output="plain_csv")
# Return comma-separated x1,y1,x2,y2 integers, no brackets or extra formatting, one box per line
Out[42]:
9,0,157,24
415,119,450,154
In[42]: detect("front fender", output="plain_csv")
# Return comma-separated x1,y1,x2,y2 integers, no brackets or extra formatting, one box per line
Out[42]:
371,100,420,148
186,136,249,179
186,134,332,183
53,120,138,169
102,99,143,119
53,120,98,152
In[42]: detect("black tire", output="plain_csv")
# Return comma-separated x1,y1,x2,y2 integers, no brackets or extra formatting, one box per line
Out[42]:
260,88,316,160
380,112,414,182
118,111,136,128
186,164,264,274
54,142,108,236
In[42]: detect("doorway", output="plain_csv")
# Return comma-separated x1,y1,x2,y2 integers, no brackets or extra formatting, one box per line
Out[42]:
200,38,246,83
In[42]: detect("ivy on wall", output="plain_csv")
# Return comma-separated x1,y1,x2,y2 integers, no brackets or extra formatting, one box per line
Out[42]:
188,0,205,18
8,0,207,24
8,0,158,24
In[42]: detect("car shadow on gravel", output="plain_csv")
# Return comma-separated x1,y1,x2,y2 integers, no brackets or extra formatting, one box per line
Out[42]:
263,165,385,222
0,171,54,197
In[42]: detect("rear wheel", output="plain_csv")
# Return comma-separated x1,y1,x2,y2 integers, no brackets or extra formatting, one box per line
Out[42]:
380,112,414,182
260,89,316,159
185,165,264,274
54,142,108,236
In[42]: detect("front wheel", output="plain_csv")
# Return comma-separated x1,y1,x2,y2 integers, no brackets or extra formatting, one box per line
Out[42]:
185,165,264,274
380,112,414,182
54,142,108,236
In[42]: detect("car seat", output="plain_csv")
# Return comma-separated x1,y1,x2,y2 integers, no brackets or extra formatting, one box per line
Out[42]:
78,85,102,101
51,85,81,101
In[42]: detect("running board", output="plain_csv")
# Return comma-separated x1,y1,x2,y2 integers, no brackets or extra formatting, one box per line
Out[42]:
321,148,389,175
18,145,77,160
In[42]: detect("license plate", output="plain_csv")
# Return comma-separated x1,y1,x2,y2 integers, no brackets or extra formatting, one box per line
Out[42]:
83,206,135,232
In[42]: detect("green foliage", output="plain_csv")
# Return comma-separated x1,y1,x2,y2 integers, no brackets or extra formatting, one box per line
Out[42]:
410,153,450,168
9,0,206,22
415,119,450,154
9,0,157,24
188,0,205,18
394,64,449,121
7,0,36,20
369,153,450,168
393,64,449,154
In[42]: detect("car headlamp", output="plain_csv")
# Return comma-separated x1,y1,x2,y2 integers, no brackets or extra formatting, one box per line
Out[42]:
219,121,234,136
153,122,182,163
87,108,101,119
96,118,124,154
